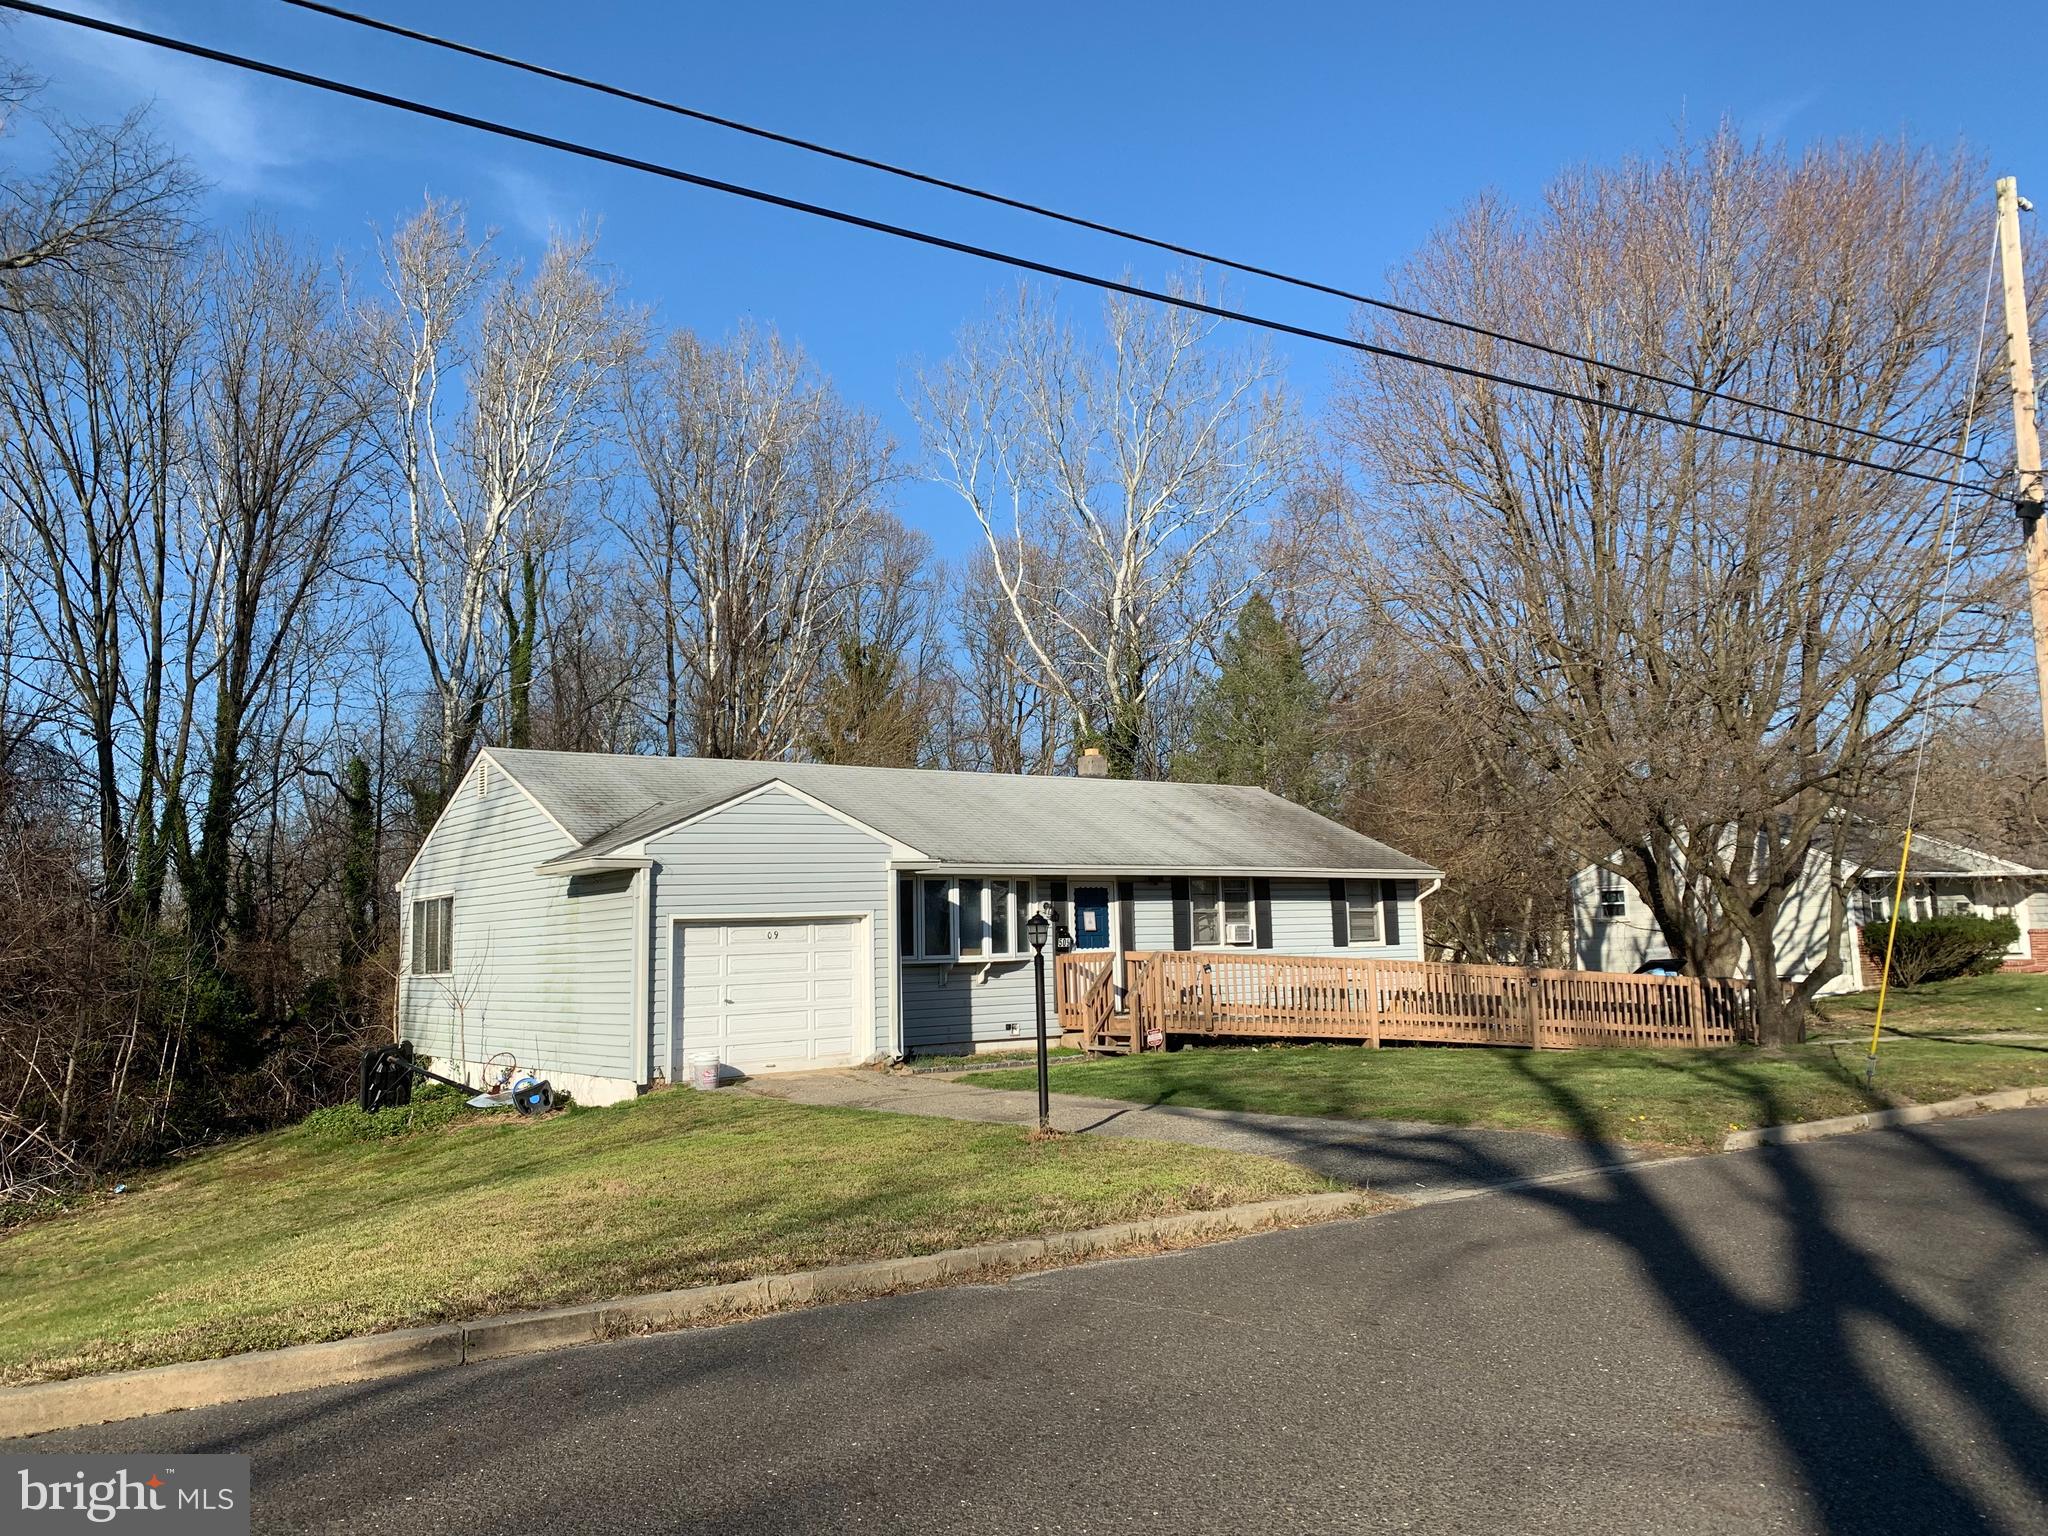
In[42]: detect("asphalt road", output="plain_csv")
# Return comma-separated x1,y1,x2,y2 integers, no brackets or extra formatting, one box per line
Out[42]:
22,1109,2048,1535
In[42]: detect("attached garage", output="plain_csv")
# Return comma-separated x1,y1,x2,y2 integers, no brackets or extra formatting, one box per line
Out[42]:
673,918,868,1074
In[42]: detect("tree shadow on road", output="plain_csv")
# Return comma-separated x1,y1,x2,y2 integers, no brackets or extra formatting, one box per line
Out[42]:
1091,1053,2048,1532
1421,1060,2047,1532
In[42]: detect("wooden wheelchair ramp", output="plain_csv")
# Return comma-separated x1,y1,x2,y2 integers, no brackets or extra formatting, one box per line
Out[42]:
1058,950,1752,1054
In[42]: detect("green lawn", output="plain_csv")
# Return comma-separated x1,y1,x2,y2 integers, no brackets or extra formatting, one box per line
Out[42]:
1813,970,2048,1037
0,1087,1335,1387
965,1036,2048,1152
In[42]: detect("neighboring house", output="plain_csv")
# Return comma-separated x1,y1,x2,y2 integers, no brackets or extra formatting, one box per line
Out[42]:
1568,825,2048,994
396,747,1442,1104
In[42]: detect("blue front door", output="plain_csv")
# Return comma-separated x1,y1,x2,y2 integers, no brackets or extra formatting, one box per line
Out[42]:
1073,886,1111,950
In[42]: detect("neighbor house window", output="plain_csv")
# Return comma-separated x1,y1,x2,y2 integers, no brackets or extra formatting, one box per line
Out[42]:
1189,878,1255,946
1597,867,1628,921
1346,880,1382,945
410,895,453,975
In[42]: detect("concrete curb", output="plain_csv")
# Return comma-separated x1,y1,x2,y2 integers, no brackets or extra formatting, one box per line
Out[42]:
1720,1085,2048,1151
0,1189,1372,1440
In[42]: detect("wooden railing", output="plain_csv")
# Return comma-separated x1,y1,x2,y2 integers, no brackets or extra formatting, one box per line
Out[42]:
1056,951,1120,1047
1068,951,1752,1053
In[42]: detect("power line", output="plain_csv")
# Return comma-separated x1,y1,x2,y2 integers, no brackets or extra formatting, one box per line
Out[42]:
0,0,1999,500
278,0,1974,467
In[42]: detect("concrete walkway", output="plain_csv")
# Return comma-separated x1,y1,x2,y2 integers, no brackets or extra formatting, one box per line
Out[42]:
743,1068,1672,1196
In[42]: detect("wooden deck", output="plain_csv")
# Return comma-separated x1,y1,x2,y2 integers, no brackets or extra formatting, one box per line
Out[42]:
1058,950,1753,1054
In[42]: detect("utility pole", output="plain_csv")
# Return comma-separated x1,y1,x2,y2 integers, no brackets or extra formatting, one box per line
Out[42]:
1997,176,2048,766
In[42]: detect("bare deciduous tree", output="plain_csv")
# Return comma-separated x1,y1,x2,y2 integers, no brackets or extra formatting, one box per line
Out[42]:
913,282,1299,777
366,202,630,820
948,547,1068,774
0,224,197,907
1338,133,2023,1042
619,325,895,760
0,109,194,285
176,227,372,952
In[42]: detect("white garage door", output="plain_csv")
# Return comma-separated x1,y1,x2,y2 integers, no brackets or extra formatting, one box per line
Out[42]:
678,919,863,1073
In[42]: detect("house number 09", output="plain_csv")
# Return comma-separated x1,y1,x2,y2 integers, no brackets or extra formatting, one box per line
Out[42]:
766,929,780,940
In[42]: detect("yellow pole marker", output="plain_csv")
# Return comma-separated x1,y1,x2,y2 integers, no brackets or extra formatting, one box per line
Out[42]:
1867,830,1914,1075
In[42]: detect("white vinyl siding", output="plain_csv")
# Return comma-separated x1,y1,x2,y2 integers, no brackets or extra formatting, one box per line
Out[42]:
1571,854,1863,997
397,762,639,1081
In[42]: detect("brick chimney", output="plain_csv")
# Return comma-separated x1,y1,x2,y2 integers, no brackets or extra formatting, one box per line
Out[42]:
1076,746,1109,779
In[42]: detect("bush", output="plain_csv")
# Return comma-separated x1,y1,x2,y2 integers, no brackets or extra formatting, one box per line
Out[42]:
1865,914,2019,988
293,1086,481,1144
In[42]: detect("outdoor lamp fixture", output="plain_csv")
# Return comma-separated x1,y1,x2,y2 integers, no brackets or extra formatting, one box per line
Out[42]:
1027,908,1053,1131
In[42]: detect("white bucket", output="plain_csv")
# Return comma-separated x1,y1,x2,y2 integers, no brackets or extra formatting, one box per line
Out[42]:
689,1051,723,1091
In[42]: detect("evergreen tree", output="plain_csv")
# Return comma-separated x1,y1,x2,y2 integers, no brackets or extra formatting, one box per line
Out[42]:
807,638,926,767
1174,595,1331,810
339,754,377,971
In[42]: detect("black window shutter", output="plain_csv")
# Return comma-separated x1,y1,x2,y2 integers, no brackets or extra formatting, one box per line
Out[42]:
1381,880,1400,949
1330,878,1350,947
1253,877,1273,949
1116,881,1136,953
1171,877,1192,950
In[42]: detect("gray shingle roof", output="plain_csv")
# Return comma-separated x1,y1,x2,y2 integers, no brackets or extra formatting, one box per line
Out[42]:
488,748,1439,876
1841,823,2048,880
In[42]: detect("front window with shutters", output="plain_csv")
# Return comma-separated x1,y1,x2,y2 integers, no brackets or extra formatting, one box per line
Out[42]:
1345,881,1382,944
1189,878,1254,947
410,895,453,975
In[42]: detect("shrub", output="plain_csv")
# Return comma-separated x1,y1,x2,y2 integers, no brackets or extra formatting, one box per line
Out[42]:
293,1086,481,1144
1865,914,2019,988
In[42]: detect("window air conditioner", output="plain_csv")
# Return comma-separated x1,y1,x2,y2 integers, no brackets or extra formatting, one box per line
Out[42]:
1225,921,1255,946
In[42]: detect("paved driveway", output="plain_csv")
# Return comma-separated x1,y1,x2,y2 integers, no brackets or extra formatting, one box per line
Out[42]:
745,1067,1671,1197
24,1109,2047,1534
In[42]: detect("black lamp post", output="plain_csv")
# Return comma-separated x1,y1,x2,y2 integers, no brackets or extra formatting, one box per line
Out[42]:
1026,908,1052,1131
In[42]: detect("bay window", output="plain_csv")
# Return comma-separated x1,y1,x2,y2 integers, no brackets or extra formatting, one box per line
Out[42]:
901,876,1049,961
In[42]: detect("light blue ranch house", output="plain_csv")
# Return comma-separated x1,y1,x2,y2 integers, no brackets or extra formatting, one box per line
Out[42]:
395,746,1442,1104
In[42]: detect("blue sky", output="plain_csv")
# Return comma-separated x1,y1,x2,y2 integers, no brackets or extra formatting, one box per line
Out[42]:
4,0,2039,559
